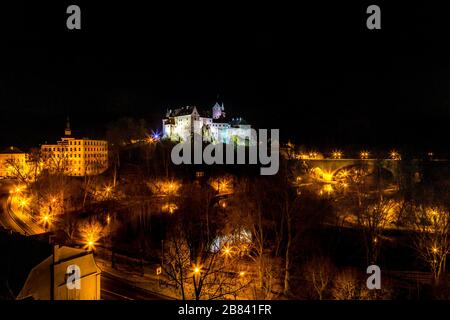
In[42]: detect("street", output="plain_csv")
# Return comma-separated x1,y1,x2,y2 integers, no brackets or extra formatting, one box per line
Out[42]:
101,271,172,300
0,180,44,235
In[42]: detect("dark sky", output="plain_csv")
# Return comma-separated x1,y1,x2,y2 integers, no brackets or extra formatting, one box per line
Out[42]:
1,1,450,156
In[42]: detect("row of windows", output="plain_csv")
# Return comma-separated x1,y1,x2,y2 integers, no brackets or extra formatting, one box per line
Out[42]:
64,165,107,173
61,160,108,165
42,147,107,152
43,153,107,159
67,140,107,146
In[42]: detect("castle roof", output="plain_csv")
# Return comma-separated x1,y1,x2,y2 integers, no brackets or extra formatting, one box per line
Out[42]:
166,106,212,118
166,106,196,117
230,117,249,126
212,114,231,124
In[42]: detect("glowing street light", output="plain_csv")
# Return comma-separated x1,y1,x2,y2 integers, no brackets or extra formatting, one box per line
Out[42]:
162,203,178,214
222,245,233,257
104,185,113,196
390,150,401,160
87,239,95,251
210,177,232,194
321,171,333,182
332,150,343,159
19,199,28,208
39,212,53,229
322,184,334,195
11,185,24,194
81,222,102,251
239,271,246,277
360,151,370,160
192,264,202,277
158,180,180,196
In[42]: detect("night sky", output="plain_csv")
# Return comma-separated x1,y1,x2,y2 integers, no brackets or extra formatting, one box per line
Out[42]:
1,1,450,156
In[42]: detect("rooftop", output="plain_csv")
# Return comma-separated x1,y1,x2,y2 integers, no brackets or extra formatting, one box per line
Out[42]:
0,146,26,154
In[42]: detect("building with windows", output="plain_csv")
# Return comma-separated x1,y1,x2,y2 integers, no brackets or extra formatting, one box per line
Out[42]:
41,120,108,176
0,146,28,178
162,102,252,145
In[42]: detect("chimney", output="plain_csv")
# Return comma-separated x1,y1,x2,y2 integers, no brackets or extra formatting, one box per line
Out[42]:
53,245,60,263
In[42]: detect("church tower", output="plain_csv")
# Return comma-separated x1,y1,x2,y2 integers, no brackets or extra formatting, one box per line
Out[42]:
64,117,72,136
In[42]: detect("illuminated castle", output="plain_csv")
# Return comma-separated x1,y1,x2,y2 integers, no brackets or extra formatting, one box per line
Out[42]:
162,102,252,145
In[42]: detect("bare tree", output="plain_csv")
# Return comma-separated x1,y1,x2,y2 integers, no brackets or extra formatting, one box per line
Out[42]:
336,165,399,264
331,268,362,300
303,256,335,300
356,195,399,264
161,182,251,300
5,148,43,187
412,206,450,284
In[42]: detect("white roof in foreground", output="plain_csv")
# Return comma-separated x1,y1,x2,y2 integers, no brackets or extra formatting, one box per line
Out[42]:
17,246,101,300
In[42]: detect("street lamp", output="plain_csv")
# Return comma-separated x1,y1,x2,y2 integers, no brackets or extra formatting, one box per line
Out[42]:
360,151,369,160
223,247,232,257
332,150,343,159
87,240,95,251
40,212,53,230
390,150,401,160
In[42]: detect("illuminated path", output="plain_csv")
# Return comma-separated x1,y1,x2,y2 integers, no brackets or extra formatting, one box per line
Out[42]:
0,180,25,233
0,180,45,235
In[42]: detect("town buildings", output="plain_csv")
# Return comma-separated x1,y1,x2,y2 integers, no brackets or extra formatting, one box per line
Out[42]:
40,120,109,176
0,146,28,178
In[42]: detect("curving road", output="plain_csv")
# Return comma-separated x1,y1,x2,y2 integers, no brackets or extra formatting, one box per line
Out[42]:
1,180,171,300
0,180,45,235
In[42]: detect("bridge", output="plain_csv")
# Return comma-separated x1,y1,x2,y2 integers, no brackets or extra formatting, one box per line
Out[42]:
295,159,402,180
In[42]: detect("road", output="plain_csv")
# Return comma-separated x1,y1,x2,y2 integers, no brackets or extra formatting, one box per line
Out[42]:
1,180,172,300
0,180,26,233
0,180,45,235
101,271,173,300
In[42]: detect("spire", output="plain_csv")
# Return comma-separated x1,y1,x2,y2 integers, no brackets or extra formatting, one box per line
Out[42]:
65,117,72,136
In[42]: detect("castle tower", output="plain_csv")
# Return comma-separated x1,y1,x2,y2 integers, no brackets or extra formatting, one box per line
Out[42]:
212,102,224,119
